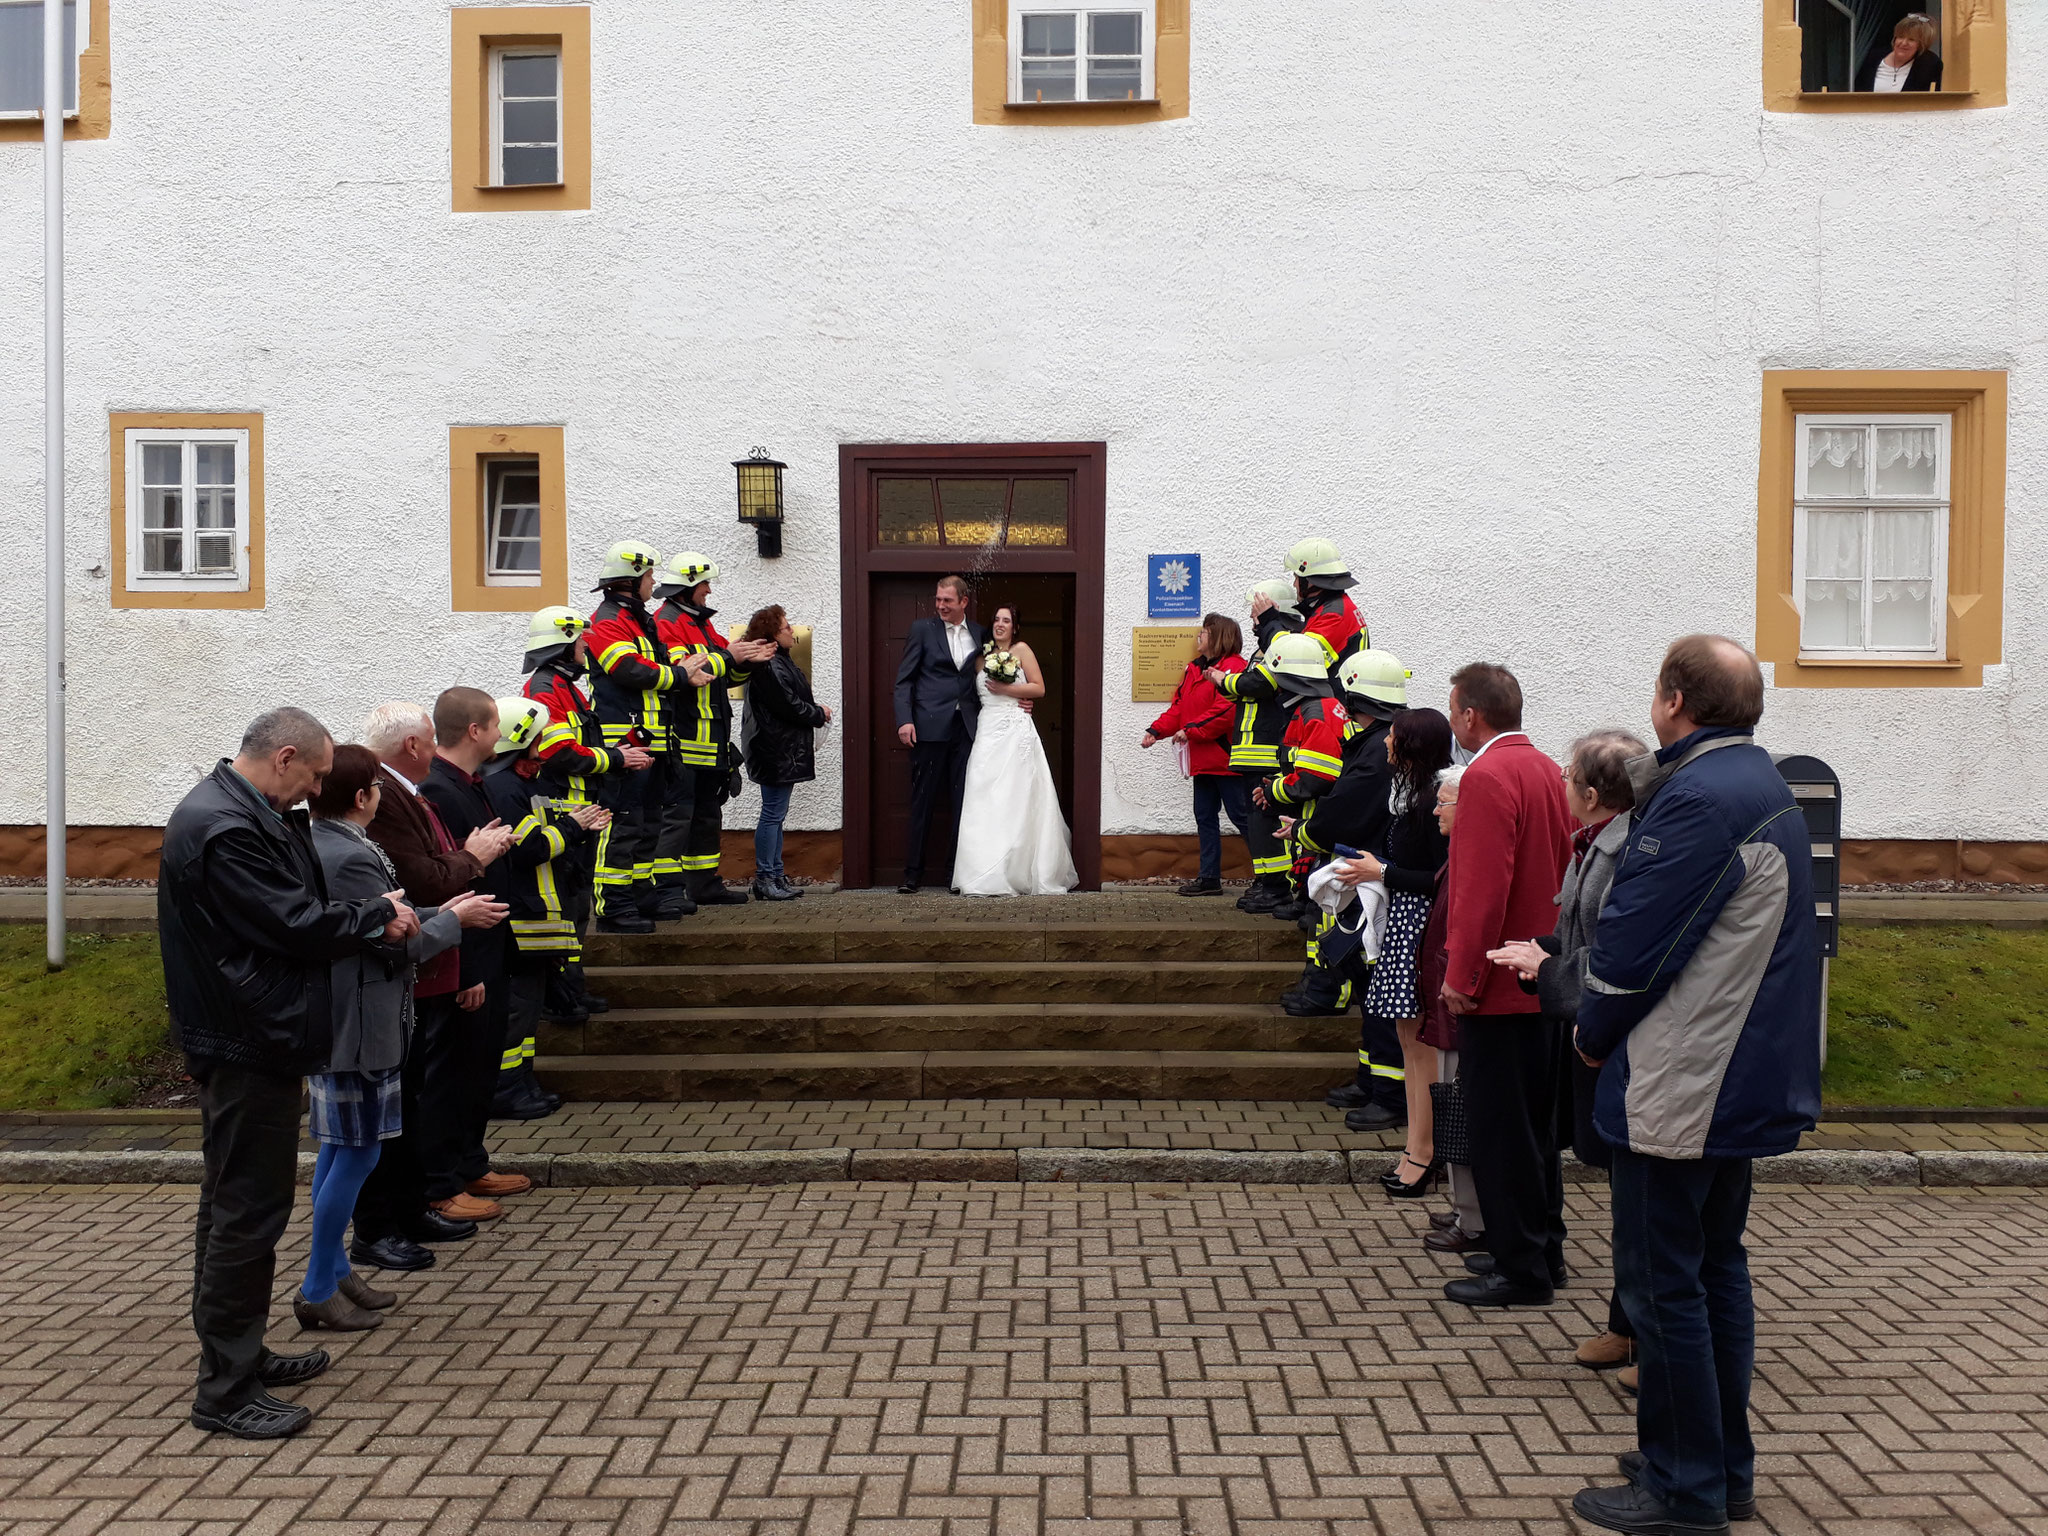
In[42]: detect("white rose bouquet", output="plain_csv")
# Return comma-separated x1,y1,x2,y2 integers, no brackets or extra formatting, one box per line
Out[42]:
982,645,1022,685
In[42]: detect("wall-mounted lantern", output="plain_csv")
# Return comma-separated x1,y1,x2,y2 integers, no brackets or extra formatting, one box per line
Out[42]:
734,447,786,557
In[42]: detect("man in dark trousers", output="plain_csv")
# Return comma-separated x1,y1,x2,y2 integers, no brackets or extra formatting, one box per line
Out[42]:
420,687,534,1221
159,706,414,1439
1571,637,1820,1536
1438,662,1575,1307
892,574,987,893
358,700,513,1266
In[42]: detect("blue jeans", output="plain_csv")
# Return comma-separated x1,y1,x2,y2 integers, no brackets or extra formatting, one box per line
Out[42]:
1192,774,1251,881
1610,1147,1756,1523
754,782,793,881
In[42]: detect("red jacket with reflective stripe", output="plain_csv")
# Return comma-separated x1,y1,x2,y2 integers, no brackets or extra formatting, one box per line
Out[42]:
1269,696,1349,806
1303,591,1366,671
523,663,623,802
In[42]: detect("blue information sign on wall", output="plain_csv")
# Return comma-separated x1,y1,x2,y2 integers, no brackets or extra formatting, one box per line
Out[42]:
1148,553,1201,618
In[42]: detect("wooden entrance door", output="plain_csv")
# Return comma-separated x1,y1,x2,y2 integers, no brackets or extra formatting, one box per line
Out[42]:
840,444,1105,891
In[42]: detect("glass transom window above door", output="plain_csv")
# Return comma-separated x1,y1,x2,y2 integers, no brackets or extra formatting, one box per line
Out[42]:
1011,3,1152,102
123,429,251,591
491,46,560,185
1793,414,1950,659
875,477,1070,547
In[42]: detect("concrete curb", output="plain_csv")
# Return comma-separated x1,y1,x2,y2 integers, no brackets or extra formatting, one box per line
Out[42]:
5,1145,2047,1189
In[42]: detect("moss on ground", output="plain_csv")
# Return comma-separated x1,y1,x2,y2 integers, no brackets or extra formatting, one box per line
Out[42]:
0,920,2043,1112
1825,923,2048,1108
0,926,177,1111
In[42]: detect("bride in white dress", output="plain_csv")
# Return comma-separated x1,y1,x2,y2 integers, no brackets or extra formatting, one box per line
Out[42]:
952,605,1079,897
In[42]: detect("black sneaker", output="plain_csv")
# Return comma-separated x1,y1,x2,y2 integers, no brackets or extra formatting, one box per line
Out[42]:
256,1347,331,1388
1178,878,1224,896
191,1392,312,1440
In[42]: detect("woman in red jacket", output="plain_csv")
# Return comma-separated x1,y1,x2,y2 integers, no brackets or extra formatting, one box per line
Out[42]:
1141,613,1251,896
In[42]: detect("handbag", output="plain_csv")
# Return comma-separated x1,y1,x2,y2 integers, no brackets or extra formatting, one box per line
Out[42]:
1429,1076,1472,1167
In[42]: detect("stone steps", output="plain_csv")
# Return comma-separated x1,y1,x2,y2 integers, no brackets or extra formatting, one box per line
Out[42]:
532,1049,1353,1102
586,959,1303,1010
582,920,1306,967
539,1002,1354,1057
536,890,1327,1103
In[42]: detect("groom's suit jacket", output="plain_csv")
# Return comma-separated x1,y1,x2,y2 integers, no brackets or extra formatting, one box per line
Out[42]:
894,617,989,743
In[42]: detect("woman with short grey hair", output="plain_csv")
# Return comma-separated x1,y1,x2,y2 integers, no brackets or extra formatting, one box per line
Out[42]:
1489,727,1647,1379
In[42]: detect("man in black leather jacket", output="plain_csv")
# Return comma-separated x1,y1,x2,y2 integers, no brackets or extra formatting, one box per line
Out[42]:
159,706,414,1441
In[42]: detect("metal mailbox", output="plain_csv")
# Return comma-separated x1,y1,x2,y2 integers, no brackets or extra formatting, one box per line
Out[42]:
1773,753,1840,1063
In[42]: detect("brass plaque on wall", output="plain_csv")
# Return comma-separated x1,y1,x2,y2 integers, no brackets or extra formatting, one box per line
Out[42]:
1131,626,1202,702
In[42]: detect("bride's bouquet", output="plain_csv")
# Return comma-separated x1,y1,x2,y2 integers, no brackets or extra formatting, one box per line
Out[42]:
982,644,1022,684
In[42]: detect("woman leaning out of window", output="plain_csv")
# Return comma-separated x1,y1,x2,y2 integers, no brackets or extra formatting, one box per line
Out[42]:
741,605,831,901
1856,12,1942,92
1141,612,1252,896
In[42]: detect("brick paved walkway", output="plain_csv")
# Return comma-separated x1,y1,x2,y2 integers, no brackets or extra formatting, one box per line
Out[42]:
2,1180,2044,1534
4,1100,2045,1157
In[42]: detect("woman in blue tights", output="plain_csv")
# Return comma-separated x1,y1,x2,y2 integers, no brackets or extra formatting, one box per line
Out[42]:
302,745,498,1329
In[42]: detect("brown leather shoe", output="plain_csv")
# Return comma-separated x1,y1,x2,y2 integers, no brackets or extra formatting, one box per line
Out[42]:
466,1171,533,1197
1422,1224,1486,1254
1618,1364,1639,1394
1575,1329,1634,1370
1429,1209,1459,1231
432,1193,503,1221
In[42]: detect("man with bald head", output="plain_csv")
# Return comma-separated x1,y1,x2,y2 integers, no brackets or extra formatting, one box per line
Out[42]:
1570,636,1820,1536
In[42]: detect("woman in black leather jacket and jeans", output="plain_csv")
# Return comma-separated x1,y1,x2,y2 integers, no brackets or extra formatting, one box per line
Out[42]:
741,605,831,899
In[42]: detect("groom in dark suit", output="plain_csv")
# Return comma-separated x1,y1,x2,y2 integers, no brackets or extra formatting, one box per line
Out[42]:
893,575,988,893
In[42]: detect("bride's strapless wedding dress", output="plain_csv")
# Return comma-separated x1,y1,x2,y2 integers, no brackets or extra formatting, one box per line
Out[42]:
952,669,1078,897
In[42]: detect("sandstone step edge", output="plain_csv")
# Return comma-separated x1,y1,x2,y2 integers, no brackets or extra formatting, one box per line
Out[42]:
3,1146,2044,1188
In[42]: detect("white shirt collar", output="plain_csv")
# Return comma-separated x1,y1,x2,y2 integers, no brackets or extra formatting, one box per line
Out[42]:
1467,730,1529,764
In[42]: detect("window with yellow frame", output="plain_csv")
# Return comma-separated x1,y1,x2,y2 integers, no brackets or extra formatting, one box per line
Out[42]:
450,426,569,612
973,0,1188,124
1756,372,2006,688
451,6,591,212
0,0,110,142
1764,0,2005,110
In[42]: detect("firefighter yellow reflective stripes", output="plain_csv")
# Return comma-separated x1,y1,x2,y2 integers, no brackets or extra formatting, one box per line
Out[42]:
678,851,719,873
513,812,567,861
1251,850,1292,876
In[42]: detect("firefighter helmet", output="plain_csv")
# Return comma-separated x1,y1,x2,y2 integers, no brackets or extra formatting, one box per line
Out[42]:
655,550,719,597
595,539,661,584
1339,648,1410,714
1246,577,1301,618
521,605,588,674
1286,537,1356,591
1268,632,1336,697
494,696,547,754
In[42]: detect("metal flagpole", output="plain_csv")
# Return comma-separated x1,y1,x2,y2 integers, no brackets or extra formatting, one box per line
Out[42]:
44,0,66,971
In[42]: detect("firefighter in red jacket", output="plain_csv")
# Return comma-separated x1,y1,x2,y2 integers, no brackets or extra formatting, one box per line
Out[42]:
1256,631,1350,922
585,540,707,932
651,552,777,907
521,605,650,1017
1286,537,1368,679
1208,579,1305,913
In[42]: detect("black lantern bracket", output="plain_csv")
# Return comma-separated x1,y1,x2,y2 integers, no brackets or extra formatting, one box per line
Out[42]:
734,447,787,558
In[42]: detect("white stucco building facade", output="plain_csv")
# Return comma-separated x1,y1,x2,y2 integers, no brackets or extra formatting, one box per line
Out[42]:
1,1,2040,881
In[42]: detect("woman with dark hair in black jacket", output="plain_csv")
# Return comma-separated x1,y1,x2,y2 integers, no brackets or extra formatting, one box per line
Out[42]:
741,605,831,900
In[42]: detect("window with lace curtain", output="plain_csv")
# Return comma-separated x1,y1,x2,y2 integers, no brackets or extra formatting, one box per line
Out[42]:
1793,414,1949,658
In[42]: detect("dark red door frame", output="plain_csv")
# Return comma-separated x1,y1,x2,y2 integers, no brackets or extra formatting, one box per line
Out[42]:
838,442,1106,891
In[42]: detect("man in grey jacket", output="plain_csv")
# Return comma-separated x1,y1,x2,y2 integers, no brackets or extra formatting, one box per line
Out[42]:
1571,637,1821,1536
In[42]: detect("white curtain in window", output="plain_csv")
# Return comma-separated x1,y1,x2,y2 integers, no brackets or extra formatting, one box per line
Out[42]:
1804,508,1863,579
1874,426,1939,496
1870,509,1937,649
1805,427,1865,496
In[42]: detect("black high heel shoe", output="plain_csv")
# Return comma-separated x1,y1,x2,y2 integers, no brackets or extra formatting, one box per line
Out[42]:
1382,1156,1441,1199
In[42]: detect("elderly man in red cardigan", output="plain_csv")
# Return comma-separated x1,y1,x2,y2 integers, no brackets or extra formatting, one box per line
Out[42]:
1439,663,1575,1307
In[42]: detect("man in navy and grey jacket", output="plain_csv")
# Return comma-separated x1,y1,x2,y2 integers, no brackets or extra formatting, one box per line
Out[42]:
1571,635,1820,1536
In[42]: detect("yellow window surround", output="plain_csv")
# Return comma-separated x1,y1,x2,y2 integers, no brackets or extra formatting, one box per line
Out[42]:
1763,0,2005,111
0,0,110,142
107,411,265,611
973,0,1189,125
451,6,592,212
450,425,568,613
1756,371,2006,689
